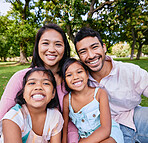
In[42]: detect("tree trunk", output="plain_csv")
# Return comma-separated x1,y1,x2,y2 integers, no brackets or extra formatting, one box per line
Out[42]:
136,43,142,60
66,24,74,43
20,44,28,64
130,28,136,60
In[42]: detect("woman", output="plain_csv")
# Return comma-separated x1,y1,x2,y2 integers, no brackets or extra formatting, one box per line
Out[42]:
0,23,78,143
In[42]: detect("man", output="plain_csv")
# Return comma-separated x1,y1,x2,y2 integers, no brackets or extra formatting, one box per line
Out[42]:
74,27,148,143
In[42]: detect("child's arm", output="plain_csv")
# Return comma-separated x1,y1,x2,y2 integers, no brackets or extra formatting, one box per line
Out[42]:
79,88,111,143
50,131,61,143
2,119,22,143
62,94,69,143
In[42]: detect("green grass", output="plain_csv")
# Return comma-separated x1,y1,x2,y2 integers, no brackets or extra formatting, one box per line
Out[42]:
0,57,148,106
0,63,30,98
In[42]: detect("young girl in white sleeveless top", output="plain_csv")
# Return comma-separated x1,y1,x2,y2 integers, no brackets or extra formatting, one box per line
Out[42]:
61,58,124,143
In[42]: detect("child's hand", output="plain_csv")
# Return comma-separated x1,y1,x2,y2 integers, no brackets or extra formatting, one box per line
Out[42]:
78,138,85,143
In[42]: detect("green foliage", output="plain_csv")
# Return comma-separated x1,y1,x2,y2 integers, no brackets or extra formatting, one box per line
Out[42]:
142,45,148,55
0,0,147,61
112,42,130,57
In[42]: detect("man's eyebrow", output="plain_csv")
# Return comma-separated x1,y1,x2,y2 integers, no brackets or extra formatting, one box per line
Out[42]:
90,42,100,47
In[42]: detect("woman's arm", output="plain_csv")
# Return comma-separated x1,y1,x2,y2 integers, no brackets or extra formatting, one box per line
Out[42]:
79,88,111,143
2,119,22,143
62,94,70,143
0,68,30,120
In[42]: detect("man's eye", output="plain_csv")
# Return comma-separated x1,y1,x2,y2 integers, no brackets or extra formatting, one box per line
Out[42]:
92,46,98,49
79,51,86,55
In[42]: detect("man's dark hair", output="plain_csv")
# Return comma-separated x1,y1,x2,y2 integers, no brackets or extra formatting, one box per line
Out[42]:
74,27,103,54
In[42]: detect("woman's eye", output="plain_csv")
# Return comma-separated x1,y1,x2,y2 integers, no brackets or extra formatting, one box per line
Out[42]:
56,43,63,47
42,42,49,45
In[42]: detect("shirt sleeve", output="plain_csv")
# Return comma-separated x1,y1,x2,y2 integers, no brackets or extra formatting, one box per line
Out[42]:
51,110,64,136
0,104,24,132
133,65,148,97
0,68,30,120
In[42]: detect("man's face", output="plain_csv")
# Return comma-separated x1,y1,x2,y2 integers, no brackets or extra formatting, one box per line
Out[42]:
76,36,106,72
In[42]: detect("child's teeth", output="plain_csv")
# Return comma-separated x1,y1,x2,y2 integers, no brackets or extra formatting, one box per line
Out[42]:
74,81,81,85
32,94,44,99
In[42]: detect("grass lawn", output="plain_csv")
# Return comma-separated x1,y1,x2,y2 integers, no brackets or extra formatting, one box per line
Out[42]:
0,63,30,97
0,57,148,106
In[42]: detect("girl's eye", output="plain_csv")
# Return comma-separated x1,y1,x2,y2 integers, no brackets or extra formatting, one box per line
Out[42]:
43,82,50,85
78,70,83,74
27,82,35,85
66,74,72,77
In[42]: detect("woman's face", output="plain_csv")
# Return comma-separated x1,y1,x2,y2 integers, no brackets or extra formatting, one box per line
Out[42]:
38,29,65,69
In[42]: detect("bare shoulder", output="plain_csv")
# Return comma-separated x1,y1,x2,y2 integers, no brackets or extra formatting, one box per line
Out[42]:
96,88,108,102
63,93,69,106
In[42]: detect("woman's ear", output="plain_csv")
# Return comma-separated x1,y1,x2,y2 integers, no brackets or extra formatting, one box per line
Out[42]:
52,89,56,99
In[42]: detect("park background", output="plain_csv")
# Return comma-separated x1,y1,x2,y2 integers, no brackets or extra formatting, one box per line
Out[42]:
0,0,148,106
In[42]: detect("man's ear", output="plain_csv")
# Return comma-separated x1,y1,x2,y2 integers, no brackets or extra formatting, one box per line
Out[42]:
103,43,107,53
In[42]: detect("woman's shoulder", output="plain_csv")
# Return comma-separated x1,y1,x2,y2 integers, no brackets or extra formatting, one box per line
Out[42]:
9,68,31,82
13,68,31,77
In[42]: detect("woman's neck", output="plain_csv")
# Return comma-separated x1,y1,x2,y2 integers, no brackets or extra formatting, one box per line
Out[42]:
44,63,59,75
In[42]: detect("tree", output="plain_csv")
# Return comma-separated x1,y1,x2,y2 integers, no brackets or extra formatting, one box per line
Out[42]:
5,0,43,64
115,0,148,59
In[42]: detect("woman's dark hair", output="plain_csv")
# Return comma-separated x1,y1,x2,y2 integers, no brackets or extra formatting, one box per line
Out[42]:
74,27,103,55
61,58,88,92
31,23,70,75
15,67,60,110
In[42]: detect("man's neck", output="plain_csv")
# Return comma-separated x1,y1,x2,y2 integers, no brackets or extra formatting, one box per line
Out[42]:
90,60,112,83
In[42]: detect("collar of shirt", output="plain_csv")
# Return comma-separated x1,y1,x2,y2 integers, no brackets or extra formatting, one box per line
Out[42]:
88,55,117,85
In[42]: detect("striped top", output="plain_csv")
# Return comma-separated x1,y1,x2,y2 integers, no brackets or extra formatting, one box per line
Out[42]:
0,104,64,143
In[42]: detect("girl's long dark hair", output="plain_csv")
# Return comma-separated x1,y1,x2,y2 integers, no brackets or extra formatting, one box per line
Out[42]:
15,67,61,110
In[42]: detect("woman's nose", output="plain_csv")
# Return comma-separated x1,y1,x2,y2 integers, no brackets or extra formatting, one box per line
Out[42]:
48,44,56,52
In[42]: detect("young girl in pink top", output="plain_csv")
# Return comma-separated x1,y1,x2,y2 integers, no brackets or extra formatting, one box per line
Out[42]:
0,23,79,143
